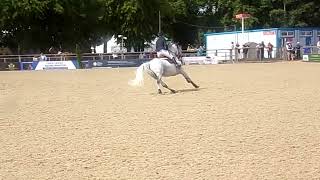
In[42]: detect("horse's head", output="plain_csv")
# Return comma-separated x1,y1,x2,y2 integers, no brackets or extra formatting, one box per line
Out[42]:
168,42,182,59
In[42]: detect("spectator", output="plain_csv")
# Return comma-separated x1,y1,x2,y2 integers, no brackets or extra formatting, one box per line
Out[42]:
295,42,301,60
234,42,239,60
231,42,235,50
39,53,47,61
242,44,249,59
286,42,294,61
256,43,261,60
260,41,265,60
231,42,235,60
32,56,38,61
317,39,320,54
197,45,204,56
187,44,194,52
139,53,144,59
235,42,240,54
267,42,274,59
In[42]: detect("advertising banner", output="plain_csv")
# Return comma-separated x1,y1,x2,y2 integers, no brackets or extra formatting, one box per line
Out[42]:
87,59,149,68
303,54,320,62
32,60,79,70
182,56,218,65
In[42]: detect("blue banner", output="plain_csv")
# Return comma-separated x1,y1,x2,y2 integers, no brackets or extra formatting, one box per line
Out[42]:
87,59,149,68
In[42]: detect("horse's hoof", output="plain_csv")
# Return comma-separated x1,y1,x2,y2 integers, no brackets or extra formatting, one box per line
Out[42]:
158,89,162,94
192,84,199,88
170,90,176,94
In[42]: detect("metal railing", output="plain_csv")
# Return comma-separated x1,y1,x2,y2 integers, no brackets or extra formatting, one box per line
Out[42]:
0,50,200,63
206,46,320,63
1,46,319,63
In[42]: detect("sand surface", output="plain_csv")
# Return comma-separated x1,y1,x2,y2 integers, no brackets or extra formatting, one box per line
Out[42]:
1,61,320,179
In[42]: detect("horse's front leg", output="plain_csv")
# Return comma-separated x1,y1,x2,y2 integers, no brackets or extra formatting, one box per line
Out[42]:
180,69,199,88
159,79,176,93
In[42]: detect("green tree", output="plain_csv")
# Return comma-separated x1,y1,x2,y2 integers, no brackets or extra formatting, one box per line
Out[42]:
1,0,320,53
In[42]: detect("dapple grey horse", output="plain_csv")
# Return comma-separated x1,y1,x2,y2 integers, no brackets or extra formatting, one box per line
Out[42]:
129,43,199,94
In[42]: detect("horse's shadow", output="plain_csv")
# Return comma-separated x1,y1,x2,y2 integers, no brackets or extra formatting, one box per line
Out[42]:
177,87,205,93
151,87,206,95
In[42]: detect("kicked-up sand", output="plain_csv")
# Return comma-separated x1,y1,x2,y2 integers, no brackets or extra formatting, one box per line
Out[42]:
0,61,320,179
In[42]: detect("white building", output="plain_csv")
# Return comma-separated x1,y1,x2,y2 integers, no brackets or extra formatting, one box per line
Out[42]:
205,27,320,60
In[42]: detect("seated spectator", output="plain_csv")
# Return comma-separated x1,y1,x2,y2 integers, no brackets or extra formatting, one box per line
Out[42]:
32,56,38,61
197,46,204,56
187,44,195,52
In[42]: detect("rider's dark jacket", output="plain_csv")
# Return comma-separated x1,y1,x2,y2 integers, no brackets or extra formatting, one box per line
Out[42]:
156,36,167,52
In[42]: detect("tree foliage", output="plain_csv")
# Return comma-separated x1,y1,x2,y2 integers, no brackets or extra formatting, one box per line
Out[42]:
0,0,319,53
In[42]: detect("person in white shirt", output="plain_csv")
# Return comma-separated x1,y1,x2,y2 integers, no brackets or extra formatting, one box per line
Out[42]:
39,53,47,61
286,42,294,61
317,40,320,54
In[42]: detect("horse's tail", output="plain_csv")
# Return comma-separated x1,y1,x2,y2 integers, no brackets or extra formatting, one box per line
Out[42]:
128,62,147,87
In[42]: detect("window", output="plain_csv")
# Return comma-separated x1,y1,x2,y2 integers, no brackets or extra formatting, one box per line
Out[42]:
317,31,320,37
300,31,313,36
281,31,294,37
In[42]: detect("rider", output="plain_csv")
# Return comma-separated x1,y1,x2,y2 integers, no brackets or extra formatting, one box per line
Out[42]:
155,32,181,68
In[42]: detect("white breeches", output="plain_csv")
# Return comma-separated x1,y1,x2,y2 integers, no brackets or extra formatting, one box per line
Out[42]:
157,49,181,66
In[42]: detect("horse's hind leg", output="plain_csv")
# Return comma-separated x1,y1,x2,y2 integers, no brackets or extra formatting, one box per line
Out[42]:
180,70,199,88
146,68,162,94
159,79,176,93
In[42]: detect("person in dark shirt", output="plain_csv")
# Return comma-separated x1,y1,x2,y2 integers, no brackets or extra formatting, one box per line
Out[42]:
155,32,180,68
295,42,301,60
267,42,274,59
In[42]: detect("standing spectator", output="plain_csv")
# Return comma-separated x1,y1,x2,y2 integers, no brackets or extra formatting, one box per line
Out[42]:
260,41,265,60
231,42,235,50
230,42,235,60
317,39,320,54
236,43,240,54
286,42,294,61
139,53,144,59
242,44,249,59
256,43,261,60
235,43,240,60
267,42,274,59
39,53,47,61
295,42,301,60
